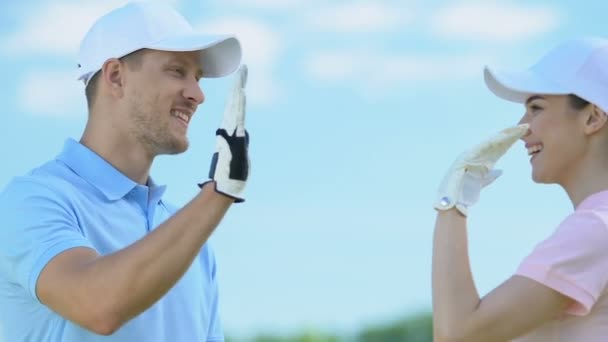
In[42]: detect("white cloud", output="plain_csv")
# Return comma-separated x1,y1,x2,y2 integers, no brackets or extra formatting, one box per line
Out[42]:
306,50,490,95
371,54,488,83
307,2,410,33
199,18,280,67
304,51,492,101
2,1,126,56
306,52,362,84
431,2,560,42
225,0,302,10
17,70,87,117
2,0,186,57
198,18,282,106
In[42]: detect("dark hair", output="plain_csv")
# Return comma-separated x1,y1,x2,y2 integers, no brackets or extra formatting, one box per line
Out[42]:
568,94,590,110
84,72,101,110
85,49,145,109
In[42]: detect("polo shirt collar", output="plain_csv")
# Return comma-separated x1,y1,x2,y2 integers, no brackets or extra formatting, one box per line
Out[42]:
56,139,163,201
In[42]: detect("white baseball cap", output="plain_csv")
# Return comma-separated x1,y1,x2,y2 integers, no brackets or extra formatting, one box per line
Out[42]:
484,37,608,112
77,1,242,85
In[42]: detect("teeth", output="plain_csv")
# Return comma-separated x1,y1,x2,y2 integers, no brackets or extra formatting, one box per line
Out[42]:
171,110,189,123
527,144,543,156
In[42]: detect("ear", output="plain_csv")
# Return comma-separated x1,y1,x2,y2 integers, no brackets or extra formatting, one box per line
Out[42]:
583,104,608,135
100,58,126,99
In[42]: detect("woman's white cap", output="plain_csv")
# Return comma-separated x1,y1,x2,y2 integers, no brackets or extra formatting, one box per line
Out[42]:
485,37,608,112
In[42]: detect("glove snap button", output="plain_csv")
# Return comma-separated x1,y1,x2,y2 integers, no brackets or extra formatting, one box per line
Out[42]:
439,197,451,207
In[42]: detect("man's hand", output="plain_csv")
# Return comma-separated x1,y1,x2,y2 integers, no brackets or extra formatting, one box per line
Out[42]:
200,64,249,202
434,124,529,216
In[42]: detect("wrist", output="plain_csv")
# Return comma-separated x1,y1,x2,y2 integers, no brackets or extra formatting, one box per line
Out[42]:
436,207,467,220
198,181,236,205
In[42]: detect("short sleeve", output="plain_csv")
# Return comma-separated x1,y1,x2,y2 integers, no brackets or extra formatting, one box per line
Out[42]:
516,211,608,316
0,179,94,301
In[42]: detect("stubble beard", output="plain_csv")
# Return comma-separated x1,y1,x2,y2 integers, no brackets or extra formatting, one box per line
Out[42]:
128,94,189,157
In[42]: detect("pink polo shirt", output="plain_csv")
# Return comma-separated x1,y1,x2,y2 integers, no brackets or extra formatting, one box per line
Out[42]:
514,190,608,341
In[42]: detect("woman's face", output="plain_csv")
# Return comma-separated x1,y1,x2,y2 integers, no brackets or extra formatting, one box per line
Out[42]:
518,95,587,185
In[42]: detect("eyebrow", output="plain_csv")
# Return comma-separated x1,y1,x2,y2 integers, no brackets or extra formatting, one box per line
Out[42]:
525,95,545,105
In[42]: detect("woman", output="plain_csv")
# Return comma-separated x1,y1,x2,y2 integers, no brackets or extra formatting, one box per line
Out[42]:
432,37,608,341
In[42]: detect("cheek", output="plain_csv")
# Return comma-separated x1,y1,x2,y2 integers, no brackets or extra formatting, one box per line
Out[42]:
141,89,166,111
529,113,561,137
154,82,181,104
128,74,180,113
542,121,582,161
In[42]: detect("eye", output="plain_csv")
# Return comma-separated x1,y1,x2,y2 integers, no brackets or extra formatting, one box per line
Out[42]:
529,103,543,115
169,66,185,77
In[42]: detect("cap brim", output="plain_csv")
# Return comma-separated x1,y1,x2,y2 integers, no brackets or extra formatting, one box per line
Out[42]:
483,66,569,103
148,34,242,78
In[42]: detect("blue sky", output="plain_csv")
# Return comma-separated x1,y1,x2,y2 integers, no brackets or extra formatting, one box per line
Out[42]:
1,0,607,338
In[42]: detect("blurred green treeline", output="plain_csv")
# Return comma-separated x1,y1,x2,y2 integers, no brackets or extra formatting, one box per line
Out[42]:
226,311,432,342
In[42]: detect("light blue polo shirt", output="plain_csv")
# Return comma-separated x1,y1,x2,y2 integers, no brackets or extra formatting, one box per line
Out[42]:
0,139,224,342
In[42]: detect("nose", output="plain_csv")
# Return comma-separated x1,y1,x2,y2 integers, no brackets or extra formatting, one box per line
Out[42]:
517,110,530,125
184,79,205,105
517,113,531,138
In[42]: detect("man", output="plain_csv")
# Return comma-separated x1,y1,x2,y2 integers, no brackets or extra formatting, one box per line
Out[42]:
0,2,249,341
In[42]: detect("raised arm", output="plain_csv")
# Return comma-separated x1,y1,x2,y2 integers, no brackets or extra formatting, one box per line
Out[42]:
432,209,570,342
37,65,250,335
37,184,232,335
431,124,570,342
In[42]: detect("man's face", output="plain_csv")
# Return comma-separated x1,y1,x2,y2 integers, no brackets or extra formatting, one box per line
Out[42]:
122,49,205,156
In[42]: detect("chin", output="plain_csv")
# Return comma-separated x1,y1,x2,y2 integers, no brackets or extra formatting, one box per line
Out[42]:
531,169,554,184
172,141,189,155
162,138,189,155
531,171,543,183
531,175,543,183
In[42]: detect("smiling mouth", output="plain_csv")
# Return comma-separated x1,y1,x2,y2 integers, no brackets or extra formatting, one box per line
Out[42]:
527,144,543,160
170,110,190,126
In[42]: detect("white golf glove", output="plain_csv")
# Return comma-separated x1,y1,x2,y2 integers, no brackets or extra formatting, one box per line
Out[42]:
434,124,529,216
200,65,249,203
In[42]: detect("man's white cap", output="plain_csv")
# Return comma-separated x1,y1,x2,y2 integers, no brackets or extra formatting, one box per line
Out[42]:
77,1,241,85
484,37,608,112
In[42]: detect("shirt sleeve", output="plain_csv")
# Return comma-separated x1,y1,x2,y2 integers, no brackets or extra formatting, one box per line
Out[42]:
0,179,94,302
515,210,608,316
202,244,224,342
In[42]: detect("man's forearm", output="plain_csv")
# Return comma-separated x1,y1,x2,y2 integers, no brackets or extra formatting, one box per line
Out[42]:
432,209,481,340
77,183,232,330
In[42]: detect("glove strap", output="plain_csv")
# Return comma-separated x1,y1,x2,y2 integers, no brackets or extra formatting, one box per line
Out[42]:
216,128,249,181
197,181,245,203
